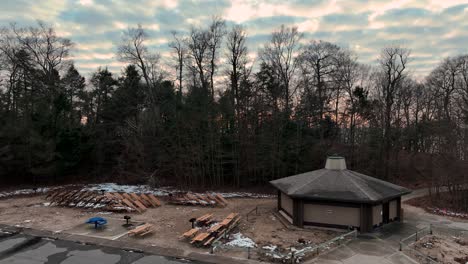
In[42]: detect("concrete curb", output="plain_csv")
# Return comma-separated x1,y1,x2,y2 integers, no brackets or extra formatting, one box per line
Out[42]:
0,224,265,264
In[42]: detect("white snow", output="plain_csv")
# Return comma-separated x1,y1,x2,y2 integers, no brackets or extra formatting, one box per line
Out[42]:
0,187,49,198
262,245,277,251
226,233,256,248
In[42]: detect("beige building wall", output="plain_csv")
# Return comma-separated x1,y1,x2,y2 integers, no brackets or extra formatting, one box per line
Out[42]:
372,204,382,226
280,192,293,216
303,204,360,227
389,200,397,220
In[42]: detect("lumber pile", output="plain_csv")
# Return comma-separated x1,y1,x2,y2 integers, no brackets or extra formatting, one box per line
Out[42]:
128,223,154,237
168,192,228,207
46,189,161,213
182,213,241,247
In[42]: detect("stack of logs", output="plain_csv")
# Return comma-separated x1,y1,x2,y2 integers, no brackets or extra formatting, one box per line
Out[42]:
181,213,241,247
169,192,228,207
46,189,161,213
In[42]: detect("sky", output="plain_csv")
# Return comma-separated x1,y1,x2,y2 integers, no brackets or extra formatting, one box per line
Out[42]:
0,0,467,79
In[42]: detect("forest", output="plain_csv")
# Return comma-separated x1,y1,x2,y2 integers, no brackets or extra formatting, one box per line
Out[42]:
0,19,467,207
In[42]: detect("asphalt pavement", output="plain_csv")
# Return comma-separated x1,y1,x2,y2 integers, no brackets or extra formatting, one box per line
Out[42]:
0,231,195,264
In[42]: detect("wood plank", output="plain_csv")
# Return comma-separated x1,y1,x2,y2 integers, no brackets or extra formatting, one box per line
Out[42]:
195,194,211,205
74,191,92,205
121,193,133,201
80,193,99,207
111,192,125,200
191,232,210,243
196,213,213,223
140,194,158,207
129,193,144,204
205,194,218,205
146,194,161,206
56,190,79,205
133,199,147,211
210,194,226,206
204,237,215,246
181,228,199,238
72,191,89,203
186,193,201,203
215,194,229,205
121,198,141,213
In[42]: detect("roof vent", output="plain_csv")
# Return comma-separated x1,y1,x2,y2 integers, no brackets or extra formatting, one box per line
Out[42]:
325,156,346,170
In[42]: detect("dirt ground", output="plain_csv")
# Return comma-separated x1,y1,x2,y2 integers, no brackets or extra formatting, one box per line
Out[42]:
0,194,338,261
412,235,468,264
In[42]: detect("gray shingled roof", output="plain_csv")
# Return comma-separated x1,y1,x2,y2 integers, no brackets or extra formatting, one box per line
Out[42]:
270,168,411,203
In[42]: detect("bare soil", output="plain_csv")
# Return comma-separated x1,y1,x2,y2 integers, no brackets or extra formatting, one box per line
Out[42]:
0,195,338,261
413,235,468,264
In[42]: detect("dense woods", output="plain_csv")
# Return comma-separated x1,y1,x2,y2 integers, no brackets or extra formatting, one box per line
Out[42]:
0,20,467,209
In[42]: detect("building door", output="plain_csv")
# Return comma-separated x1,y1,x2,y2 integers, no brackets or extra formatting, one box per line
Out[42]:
382,202,389,224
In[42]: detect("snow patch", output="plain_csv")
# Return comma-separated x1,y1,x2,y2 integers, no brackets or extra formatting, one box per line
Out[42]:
226,233,256,248
0,187,49,199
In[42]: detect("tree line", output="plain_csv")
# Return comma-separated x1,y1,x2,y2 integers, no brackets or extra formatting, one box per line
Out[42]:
0,20,467,208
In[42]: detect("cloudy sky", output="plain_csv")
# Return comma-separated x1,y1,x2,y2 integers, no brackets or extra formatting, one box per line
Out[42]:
1,0,467,78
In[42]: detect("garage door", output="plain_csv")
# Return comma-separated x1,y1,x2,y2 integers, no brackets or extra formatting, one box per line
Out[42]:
303,204,360,228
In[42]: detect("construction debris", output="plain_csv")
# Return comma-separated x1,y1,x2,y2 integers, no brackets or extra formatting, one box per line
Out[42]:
168,192,228,207
181,212,241,247
46,188,161,213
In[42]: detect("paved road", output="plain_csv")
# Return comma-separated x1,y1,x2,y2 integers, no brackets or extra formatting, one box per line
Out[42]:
0,232,196,264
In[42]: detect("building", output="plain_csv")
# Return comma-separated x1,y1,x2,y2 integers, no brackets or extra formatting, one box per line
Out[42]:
270,156,411,232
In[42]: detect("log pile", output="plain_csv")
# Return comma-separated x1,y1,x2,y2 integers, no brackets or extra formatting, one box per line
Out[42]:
46,189,161,213
168,192,228,207
181,213,241,247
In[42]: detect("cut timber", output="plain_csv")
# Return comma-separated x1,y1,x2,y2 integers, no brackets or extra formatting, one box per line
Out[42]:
133,199,147,211
215,194,228,205
196,213,213,225
121,198,142,213
111,192,125,200
128,223,154,237
181,228,199,239
129,193,146,205
146,194,161,206
195,194,210,205
186,193,204,205
191,232,210,244
121,193,134,201
140,194,158,207
204,237,215,246
205,194,218,205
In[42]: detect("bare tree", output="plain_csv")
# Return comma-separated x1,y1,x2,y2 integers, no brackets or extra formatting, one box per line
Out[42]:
226,25,248,114
261,25,302,113
207,16,226,99
378,46,410,180
169,31,187,96
300,41,341,121
11,21,72,84
117,25,161,103
187,27,211,91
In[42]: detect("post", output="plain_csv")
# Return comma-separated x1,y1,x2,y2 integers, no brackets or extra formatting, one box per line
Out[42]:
399,239,402,251
415,231,418,241
210,246,214,254
247,247,251,259
429,224,432,235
